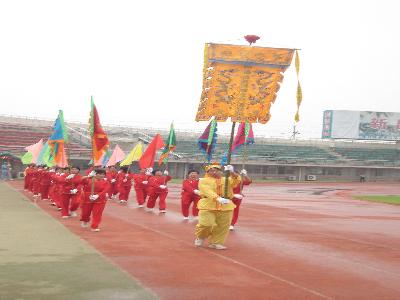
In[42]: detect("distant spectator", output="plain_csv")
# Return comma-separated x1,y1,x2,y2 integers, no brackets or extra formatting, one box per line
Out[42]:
1,163,11,180
359,175,366,182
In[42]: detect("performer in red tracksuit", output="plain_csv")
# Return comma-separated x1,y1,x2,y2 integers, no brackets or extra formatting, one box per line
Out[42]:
181,170,201,220
132,168,152,207
146,169,172,212
117,166,134,204
32,166,43,196
48,167,59,205
51,168,66,210
24,164,35,191
106,166,118,199
80,169,110,231
56,166,83,218
40,167,52,200
230,169,252,230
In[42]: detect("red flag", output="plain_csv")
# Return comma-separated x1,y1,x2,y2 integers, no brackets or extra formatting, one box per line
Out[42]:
231,122,255,152
90,97,110,162
139,134,165,169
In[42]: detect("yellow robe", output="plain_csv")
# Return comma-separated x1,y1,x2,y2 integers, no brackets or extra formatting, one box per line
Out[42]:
197,174,241,211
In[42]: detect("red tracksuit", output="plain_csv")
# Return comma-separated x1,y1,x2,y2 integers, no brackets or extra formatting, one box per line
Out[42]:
56,174,83,217
132,173,150,205
146,175,172,210
32,169,42,195
51,173,64,209
181,179,200,217
106,170,118,199
24,167,34,190
117,172,133,201
80,178,110,230
40,170,52,200
231,177,252,226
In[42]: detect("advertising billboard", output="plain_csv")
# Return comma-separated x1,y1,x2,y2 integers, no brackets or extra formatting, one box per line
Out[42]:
322,110,400,140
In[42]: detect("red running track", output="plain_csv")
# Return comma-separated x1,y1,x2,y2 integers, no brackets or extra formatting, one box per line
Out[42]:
10,181,400,299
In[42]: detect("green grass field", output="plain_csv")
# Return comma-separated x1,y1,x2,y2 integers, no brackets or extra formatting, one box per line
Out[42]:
354,195,400,205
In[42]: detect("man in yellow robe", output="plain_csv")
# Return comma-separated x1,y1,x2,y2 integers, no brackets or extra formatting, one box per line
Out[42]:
195,163,240,250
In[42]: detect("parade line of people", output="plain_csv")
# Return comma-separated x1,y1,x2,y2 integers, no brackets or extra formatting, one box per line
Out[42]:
23,162,251,249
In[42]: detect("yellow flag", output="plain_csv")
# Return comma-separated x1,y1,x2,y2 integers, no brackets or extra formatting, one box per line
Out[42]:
119,142,143,166
294,50,302,123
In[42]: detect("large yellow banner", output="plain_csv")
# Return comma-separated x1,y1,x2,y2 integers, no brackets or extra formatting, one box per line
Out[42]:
196,43,294,124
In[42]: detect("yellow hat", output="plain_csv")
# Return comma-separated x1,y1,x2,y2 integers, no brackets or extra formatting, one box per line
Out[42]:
204,162,222,172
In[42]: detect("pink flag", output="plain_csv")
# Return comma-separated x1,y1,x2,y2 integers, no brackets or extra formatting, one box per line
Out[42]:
106,144,126,167
25,139,44,164
58,148,69,168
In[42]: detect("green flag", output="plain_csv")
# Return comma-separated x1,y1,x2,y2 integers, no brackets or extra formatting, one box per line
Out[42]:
158,123,176,165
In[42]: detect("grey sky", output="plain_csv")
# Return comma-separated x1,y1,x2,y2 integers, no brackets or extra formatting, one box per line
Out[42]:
0,0,398,139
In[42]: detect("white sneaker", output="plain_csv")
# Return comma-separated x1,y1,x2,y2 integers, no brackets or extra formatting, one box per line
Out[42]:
159,210,166,213
194,238,204,247
145,208,154,212
70,211,78,217
229,225,234,230
61,216,69,219
91,228,100,232
80,221,89,228
183,217,189,220
138,204,144,208
208,244,227,250
57,207,62,211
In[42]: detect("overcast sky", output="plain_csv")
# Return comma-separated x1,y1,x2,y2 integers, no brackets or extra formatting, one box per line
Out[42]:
0,0,399,139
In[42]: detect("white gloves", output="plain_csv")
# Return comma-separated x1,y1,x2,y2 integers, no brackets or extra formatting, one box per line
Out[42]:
193,189,201,195
49,169,55,173
145,171,152,176
88,171,96,177
60,172,65,176
224,165,234,172
123,179,127,182
233,194,243,200
240,169,247,175
111,179,116,183
89,194,99,201
142,180,148,184
70,188,78,194
66,174,75,180
125,174,129,178
217,197,230,204
147,167,153,173
159,185,167,189
163,170,169,175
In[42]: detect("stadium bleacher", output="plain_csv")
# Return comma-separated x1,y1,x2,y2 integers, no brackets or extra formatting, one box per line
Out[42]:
1,115,400,168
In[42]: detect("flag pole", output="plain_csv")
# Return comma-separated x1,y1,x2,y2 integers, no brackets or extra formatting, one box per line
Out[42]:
90,96,95,195
224,121,236,198
240,135,248,194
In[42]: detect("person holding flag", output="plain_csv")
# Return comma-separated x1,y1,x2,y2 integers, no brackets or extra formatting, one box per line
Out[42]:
120,142,148,206
106,166,118,199
230,169,252,230
181,170,201,220
194,162,240,250
116,166,134,204
80,169,110,231
146,169,172,213
131,167,152,207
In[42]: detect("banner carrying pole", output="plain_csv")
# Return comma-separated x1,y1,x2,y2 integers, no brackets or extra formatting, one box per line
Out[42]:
224,122,236,198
